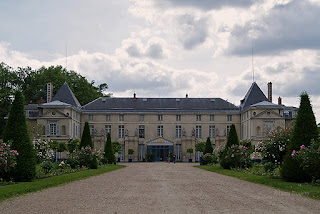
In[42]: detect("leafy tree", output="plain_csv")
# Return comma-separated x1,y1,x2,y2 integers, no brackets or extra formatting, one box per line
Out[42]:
112,141,122,154
103,132,116,164
187,148,193,160
204,137,214,154
128,149,134,160
195,142,205,153
80,122,93,149
225,124,239,148
2,91,36,181
281,93,318,182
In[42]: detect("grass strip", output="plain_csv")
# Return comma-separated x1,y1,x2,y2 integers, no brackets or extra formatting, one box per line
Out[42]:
0,164,125,202
195,165,320,200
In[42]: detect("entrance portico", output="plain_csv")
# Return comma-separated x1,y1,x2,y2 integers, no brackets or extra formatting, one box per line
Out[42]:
146,138,174,161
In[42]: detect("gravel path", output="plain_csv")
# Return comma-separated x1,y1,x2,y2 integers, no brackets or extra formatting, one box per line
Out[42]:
1,163,320,214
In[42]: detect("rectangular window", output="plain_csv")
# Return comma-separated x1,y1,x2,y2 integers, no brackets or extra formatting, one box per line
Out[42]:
89,115,94,121
176,115,181,121
139,125,145,138
227,115,232,121
73,123,75,137
196,126,202,138
157,125,163,137
119,125,124,138
196,115,201,121
105,125,111,137
140,115,144,121
226,125,231,136
119,115,124,121
209,126,215,138
50,124,57,136
90,125,94,136
176,125,181,138
210,115,214,121
106,115,111,121
158,115,163,121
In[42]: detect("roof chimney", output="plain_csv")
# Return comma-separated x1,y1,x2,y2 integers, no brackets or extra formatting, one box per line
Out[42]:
186,93,188,98
133,93,136,99
267,82,272,103
47,82,53,103
278,96,282,105
40,97,44,104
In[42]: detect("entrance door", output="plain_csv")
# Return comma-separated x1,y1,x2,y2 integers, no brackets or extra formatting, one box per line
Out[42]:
148,145,173,161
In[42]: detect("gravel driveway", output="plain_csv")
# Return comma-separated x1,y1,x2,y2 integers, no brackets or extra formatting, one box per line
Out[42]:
1,162,320,214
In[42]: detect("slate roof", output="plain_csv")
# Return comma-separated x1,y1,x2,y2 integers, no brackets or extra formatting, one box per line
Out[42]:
240,82,269,111
41,100,72,107
82,97,240,113
51,82,81,108
251,101,283,109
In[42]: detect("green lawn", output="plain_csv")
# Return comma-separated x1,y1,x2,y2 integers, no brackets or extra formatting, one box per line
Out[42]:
196,165,320,200
0,164,125,202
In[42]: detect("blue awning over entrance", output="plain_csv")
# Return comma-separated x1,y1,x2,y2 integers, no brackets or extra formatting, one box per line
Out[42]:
146,137,174,146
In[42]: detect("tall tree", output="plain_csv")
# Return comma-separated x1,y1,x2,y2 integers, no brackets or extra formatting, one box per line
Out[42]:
103,132,116,164
204,137,213,154
80,122,93,149
281,93,318,182
2,91,36,181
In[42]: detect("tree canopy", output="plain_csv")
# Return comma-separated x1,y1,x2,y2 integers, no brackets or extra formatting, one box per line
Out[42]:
0,62,109,136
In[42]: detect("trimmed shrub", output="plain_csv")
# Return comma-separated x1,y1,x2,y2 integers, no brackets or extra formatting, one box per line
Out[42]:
220,144,252,169
202,153,218,165
281,93,318,182
225,124,239,148
80,122,93,149
103,132,116,164
2,91,36,181
67,146,100,169
204,137,213,154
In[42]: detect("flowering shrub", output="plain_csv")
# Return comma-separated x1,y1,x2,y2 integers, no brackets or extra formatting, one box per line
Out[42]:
33,139,54,163
68,146,102,169
292,141,320,181
255,127,292,166
220,144,252,169
0,141,19,181
202,153,218,165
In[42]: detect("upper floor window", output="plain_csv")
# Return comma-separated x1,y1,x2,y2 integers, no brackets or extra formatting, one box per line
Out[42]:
158,125,163,137
139,125,145,138
210,115,214,121
227,115,232,121
90,125,94,136
46,123,60,136
140,115,144,121
196,115,201,121
89,115,94,121
106,115,111,121
196,126,202,138
119,125,124,138
176,115,181,121
119,115,124,121
176,125,181,138
158,115,163,121
226,125,231,136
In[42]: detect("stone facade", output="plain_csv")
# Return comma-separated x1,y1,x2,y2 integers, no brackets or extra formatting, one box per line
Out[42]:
25,82,297,162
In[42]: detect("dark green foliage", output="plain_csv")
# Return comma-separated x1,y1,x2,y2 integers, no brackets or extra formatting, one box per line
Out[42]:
281,93,318,182
103,132,116,164
195,142,205,153
67,139,80,153
289,93,318,151
202,153,218,165
112,141,122,154
225,124,239,148
2,91,36,181
80,122,93,149
49,140,67,152
204,137,213,154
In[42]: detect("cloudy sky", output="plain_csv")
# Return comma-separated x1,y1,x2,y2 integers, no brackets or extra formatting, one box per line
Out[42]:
1,0,320,122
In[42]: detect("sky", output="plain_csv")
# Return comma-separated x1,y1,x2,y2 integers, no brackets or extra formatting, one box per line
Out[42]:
1,0,320,122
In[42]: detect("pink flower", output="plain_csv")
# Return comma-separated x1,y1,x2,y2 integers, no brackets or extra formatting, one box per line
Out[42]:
300,145,305,150
231,154,234,158
225,156,227,158
291,150,296,157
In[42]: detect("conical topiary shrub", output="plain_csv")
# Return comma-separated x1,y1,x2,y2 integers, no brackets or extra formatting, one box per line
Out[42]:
80,122,93,149
225,124,239,148
2,91,36,181
281,93,318,182
103,132,116,164
204,137,213,154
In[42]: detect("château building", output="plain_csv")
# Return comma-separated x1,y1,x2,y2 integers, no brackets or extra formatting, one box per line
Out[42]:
25,82,297,162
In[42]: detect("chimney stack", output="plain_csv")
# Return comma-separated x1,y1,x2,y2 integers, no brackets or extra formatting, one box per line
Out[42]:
40,97,44,104
278,96,282,105
47,82,53,103
133,93,136,99
186,93,188,98
267,82,272,103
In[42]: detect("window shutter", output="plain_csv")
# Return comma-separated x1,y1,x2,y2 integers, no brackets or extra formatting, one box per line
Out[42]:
46,124,50,136
56,124,60,136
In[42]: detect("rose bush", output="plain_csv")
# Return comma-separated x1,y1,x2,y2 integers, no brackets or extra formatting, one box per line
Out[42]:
202,153,218,165
0,141,19,181
68,146,102,169
220,144,252,169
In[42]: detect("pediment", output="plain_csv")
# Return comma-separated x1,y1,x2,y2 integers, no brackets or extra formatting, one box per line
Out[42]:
146,137,174,146
253,110,283,119
42,109,69,118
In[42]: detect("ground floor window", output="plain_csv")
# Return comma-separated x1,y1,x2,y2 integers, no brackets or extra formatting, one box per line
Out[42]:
175,144,181,161
139,125,145,138
119,125,124,138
